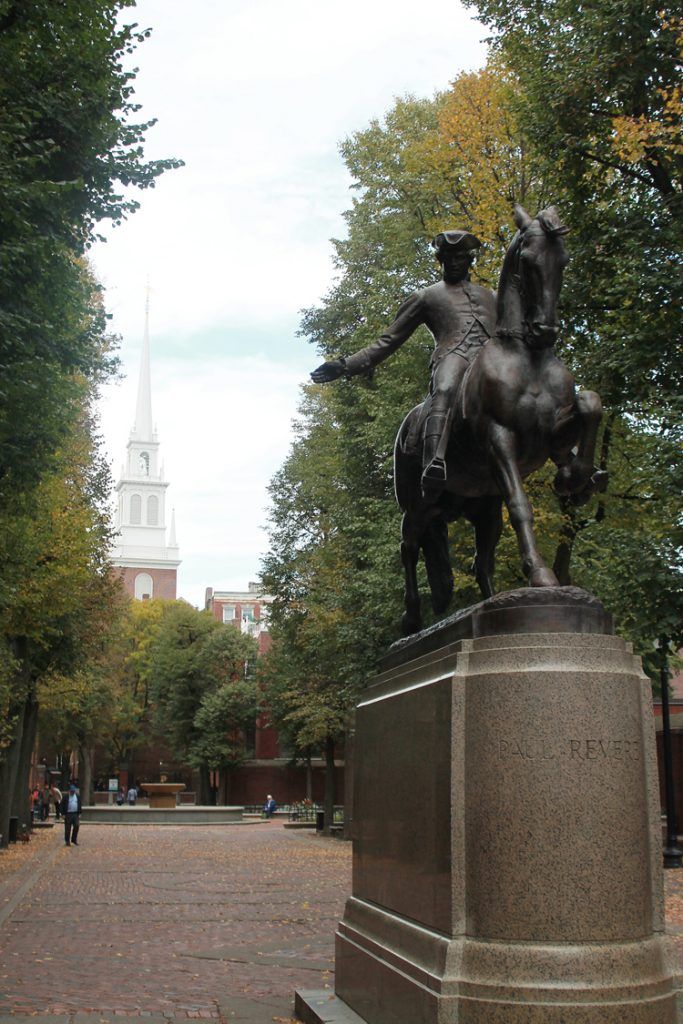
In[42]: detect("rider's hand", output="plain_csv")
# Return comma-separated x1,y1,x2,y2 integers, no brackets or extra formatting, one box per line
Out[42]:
310,359,346,383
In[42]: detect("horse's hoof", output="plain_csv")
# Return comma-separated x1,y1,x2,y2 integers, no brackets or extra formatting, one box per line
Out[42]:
553,466,572,495
402,612,423,636
529,567,559,587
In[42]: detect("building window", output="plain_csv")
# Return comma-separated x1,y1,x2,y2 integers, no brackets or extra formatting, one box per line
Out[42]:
147,494,159,526
134,572,154,600
139,451,150,476
222,605,236,623
241,607,257,636
130,493,142,525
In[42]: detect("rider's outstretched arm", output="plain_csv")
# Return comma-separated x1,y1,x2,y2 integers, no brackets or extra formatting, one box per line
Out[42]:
311,290,425,382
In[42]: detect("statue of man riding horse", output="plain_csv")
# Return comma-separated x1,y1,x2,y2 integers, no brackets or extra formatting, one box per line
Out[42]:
311,206,608,635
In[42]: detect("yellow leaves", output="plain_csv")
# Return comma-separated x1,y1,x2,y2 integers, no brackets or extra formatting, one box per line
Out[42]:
400,64,540,280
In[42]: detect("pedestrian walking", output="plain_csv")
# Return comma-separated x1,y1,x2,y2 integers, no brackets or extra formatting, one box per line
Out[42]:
60,783,82,846
41,784,50,821
127,785,137,806
51,783,62,820
263,794,277,819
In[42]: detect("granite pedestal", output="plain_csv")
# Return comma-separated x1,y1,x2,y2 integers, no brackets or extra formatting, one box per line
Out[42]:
296,588,676,1023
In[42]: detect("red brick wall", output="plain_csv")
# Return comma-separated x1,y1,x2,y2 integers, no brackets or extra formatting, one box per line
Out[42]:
226,763,345,806
117,566,177,600
255,715,280,759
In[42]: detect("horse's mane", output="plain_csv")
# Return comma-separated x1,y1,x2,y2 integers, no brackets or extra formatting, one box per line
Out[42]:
495,230,522,329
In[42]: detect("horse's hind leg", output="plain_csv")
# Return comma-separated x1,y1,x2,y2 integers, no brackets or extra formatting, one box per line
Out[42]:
422,514,454,615
467,497,503,599
488,424,559,587
400,512,423,635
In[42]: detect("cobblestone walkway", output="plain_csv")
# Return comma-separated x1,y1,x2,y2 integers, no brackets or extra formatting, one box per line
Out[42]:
1,823,683,1024
0,823,350,1024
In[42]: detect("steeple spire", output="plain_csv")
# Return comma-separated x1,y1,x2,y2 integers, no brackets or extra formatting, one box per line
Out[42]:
131,285,154,441
169,507,178,548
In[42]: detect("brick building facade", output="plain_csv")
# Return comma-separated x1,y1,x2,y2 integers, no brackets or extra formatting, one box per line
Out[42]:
205,583,345,806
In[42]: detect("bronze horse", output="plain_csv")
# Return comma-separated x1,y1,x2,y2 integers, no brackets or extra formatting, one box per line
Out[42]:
394,205,607,635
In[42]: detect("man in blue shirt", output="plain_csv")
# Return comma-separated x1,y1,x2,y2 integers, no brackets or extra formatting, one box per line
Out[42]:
60,783,82,846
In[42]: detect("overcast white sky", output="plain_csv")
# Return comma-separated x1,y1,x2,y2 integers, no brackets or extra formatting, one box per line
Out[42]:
94,0,488,609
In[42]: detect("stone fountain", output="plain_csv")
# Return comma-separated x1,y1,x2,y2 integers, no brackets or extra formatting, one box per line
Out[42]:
140,780,185,809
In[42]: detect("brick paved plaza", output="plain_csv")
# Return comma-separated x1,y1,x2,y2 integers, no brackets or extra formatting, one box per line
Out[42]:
2,822,683,1023
0,823,350,1024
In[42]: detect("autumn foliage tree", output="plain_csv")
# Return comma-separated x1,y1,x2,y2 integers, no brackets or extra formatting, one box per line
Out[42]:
263,42,681,781
261,66,551,809
462,0,683,655
0,1,180,842
149,605,258,805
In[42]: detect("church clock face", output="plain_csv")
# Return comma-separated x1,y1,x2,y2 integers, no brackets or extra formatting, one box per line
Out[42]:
139,451,150,476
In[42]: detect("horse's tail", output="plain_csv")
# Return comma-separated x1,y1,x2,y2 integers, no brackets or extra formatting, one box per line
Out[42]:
422,516,453,615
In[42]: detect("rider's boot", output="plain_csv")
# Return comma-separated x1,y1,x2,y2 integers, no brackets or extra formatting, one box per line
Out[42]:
421,415,448,495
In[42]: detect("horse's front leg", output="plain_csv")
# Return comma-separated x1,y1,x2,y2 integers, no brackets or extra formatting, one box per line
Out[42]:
400,512,423,635
552,390,609,503
488,424,559,587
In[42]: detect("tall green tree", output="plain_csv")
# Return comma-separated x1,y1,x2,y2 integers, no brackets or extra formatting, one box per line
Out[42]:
262,68,552,712
0,378,119,842
149,606,258,804
461,0,683,657
0,1,181,841
263,41,681,782
0,0,181,495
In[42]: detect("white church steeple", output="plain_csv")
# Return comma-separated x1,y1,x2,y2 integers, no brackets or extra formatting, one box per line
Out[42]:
110,294,181,601
131,291,155,443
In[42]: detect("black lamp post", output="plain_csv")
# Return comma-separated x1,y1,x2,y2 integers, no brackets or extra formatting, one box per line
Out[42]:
659,637,682,869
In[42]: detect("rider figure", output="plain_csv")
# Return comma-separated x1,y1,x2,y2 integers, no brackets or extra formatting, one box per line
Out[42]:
311,230,496,492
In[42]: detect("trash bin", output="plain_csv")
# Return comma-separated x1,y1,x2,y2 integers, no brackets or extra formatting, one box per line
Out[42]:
8,817,18,843
316,810,325,831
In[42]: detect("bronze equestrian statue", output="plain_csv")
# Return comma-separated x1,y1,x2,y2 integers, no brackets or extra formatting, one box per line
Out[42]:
312,206,607,634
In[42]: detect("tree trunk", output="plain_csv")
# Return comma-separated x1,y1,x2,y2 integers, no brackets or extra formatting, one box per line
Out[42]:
198,764,212,805
552,509,576,586
323,735,336,836
305,754,313,801
0,705,25,848
59,752,70,789
220,770,228,806
79,747,94,806
10,691,39,831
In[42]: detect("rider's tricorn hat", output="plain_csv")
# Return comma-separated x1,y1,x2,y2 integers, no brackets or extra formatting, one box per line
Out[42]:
431,230,481,258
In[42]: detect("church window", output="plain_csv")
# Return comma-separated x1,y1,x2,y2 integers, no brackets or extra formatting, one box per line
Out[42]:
139,451,150,475
147,494,159,526
130,493,142,524
134,572,154,600
222,605,236,622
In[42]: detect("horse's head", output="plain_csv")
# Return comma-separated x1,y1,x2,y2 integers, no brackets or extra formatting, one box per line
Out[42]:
500,205,570,348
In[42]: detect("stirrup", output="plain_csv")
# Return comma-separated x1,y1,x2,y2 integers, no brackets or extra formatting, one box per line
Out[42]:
421,457,447,491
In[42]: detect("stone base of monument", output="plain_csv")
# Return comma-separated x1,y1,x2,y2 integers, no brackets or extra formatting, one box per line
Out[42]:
296,587,676,1023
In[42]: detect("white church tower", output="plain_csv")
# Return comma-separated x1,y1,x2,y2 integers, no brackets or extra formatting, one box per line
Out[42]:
111,297,181,600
